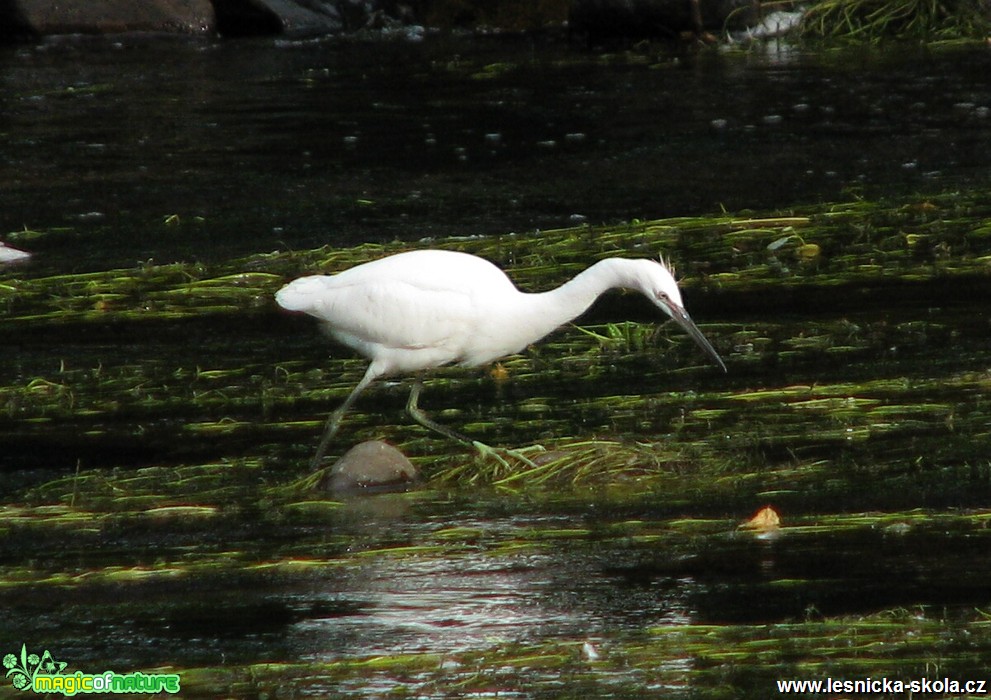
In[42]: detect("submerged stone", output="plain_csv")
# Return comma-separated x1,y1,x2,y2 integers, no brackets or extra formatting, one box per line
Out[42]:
321,440,418,493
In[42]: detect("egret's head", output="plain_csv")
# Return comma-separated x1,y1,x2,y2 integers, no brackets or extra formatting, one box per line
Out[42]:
639,258,726,373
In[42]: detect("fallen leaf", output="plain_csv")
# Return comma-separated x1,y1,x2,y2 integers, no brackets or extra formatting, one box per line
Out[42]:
741,505,781,531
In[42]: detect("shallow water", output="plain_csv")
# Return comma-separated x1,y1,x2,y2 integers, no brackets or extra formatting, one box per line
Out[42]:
2,36,990,271
4,495,991,696
2,33,991,698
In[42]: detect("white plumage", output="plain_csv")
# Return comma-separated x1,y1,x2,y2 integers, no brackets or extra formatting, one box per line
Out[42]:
277,249,724,467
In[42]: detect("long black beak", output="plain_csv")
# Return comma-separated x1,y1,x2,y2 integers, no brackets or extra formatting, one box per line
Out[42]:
669,304,727,372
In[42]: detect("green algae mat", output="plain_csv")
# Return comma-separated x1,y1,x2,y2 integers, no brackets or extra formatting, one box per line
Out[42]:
2,190,991,697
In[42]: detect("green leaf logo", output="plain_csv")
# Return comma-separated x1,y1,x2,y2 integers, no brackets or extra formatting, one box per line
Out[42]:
3,644,67,692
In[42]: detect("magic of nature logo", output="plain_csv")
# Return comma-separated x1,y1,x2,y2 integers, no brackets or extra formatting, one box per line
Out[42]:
3,644,180,695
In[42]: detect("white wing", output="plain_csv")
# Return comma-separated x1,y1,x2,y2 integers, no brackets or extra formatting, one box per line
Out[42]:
276,250,521,371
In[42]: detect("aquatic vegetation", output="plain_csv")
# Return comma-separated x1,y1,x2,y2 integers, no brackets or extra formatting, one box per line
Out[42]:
3,189,991,697
159,603,991,697
3,504,988,697
2,189,990,499
800,0,991,41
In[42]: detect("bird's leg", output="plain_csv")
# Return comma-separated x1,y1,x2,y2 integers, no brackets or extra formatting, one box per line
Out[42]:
308,406,347,471
308,367,377,471
406,382,537,469
405,380,474,444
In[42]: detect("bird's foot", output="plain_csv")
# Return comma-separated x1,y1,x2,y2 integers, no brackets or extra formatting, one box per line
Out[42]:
471,440,539,470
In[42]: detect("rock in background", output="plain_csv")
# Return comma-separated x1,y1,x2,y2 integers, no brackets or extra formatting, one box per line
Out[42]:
0,0,766,40
0,0,420,38
212,0,422,37
423,0,568,32
569,0,761,40
0,0,217,37
211,0,341,36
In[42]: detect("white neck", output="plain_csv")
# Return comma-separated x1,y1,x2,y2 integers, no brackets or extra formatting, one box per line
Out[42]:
503,258,653,349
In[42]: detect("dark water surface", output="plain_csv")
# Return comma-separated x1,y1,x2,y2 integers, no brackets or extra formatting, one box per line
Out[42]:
2,36,991,271
2,33,991,697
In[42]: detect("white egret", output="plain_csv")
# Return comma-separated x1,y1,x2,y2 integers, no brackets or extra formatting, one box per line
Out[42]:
276,249,725,469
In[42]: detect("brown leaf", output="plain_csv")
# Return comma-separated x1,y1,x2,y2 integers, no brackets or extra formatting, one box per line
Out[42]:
741,505,781,531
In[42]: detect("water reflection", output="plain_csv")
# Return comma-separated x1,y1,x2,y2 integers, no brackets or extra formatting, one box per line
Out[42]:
2,486,990,691
280,506,679,660
272,503,991,664
1,38,989,274
292,552,567,657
